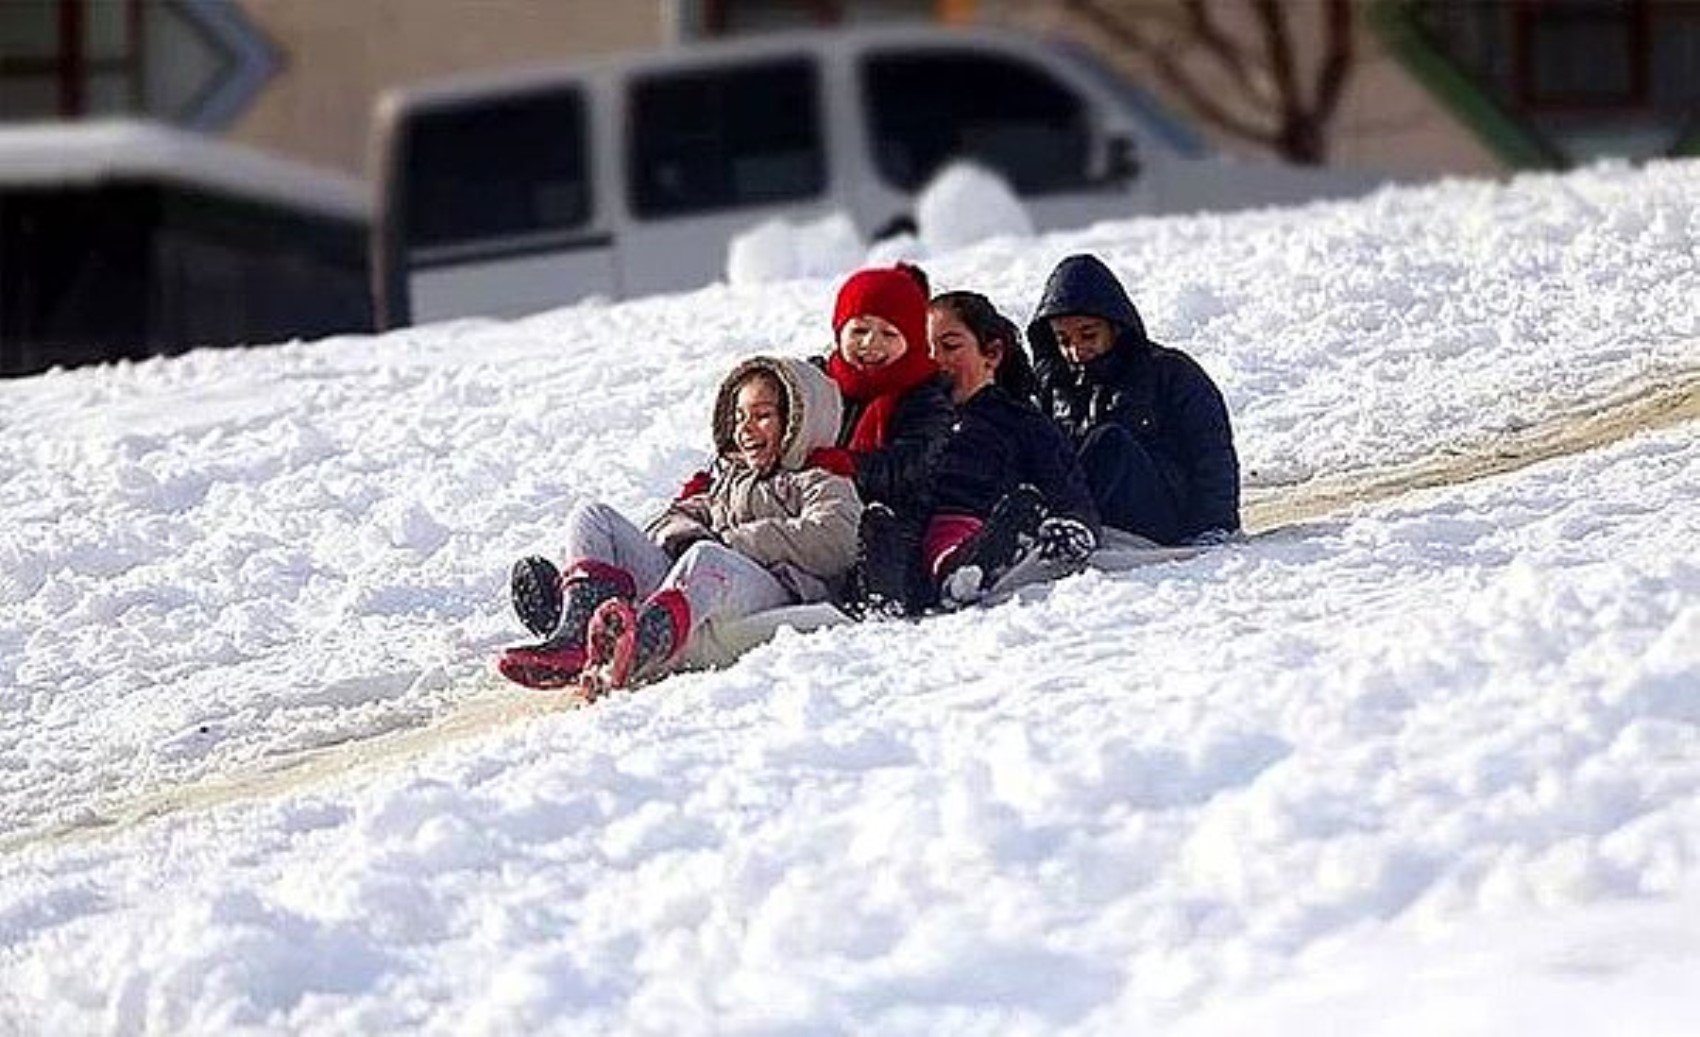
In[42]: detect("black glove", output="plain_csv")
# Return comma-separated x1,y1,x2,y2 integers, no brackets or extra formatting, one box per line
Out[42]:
660,523,721,560
1035,516,1097,566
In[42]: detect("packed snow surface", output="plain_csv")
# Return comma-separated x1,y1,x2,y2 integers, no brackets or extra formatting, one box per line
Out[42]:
1,160,1697,1034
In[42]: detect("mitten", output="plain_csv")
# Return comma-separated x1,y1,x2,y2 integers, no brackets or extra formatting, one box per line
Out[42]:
660,522,721,560
674,469,712,501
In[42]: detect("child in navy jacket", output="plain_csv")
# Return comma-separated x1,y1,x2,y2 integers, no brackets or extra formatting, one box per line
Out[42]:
1028,254,1241,545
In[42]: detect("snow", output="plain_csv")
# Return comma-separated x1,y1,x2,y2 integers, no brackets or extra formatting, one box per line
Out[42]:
914,161,1035,255
726,161,1033,283
2,159,1698,1034
0,119,370,221
725,212,865,287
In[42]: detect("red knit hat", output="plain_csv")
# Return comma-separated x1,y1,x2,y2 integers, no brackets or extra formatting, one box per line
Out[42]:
832,266,929,359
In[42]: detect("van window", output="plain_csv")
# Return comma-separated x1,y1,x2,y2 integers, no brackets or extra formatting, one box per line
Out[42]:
628,58,825,218
863,51,1094,194
404,89,591,248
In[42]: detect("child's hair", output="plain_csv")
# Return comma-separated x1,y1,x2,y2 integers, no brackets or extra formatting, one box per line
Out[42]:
896,262,930,297
930,290,1038,402
733,367,789,424
715,362,794,465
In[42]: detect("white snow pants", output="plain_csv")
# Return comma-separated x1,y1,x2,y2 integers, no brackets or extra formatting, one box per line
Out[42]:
562,501,793,639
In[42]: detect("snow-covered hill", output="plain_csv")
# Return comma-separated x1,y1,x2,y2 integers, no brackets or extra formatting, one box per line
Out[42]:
0,160,1696,1034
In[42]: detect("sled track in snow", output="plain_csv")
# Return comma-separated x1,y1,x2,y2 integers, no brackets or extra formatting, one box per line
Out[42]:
1242,372,1700,533
4,370,1697,857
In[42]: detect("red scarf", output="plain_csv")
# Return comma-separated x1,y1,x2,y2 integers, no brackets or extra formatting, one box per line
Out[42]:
826,347,939,453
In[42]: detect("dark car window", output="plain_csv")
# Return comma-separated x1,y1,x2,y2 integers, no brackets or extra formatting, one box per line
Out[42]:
404,87,591,248
628,57,826,218
863,50,1094,194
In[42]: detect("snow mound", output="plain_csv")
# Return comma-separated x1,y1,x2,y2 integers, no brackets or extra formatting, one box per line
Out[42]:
916,161,1035,254
725,212,864,286
722,162,1033,284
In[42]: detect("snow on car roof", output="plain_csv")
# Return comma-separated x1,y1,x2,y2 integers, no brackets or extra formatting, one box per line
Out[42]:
0,118,370,221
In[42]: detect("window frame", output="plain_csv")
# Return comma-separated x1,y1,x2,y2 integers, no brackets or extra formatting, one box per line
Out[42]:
1510,0,1654,114
0,0,144,118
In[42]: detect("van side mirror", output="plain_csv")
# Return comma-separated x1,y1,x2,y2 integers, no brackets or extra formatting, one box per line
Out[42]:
1102,135,1141,185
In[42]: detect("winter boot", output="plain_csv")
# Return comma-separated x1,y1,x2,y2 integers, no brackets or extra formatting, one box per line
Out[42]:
582,589,690,694
939,484,1046,604
498,560,636,689
851,503,919,619
510,555,563,636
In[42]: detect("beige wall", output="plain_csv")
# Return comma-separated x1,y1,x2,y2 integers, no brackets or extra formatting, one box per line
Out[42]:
229,0,669,179
220,0,1501,183
982,0,1501,177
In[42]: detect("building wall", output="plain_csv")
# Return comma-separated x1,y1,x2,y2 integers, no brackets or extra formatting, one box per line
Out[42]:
981,0,1503,177
228,0,669,179
217,0,1504,183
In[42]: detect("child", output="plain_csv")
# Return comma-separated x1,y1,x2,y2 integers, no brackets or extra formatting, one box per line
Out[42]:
499,356,862,694
812,264,955,614
1027,254,1240,545
925,290,1100,604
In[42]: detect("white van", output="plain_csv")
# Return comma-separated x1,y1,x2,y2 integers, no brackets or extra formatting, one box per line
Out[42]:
370,25,1383,329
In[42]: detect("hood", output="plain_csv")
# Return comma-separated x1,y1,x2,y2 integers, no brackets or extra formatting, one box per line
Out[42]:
1026,254,1148,370
712,356,843,472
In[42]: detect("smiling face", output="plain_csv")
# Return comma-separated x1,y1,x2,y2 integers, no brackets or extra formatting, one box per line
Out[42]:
928,306,1000,404
732,372,787,473
1049,315,1117,365
836,314,908,371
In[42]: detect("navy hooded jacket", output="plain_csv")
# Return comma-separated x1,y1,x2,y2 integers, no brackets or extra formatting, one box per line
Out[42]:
1026,254,1241,538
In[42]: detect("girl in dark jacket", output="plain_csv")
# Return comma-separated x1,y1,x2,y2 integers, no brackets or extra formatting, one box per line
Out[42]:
924,291,1100,604
1028,254,1241,545
812,264,956,615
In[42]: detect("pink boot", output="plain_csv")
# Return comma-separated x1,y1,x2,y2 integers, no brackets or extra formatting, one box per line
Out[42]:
581,589,690,695
497,560,635,690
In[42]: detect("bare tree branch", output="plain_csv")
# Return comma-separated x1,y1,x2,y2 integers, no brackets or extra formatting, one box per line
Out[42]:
1251,0,1301,117
1312,0,1356,127
1061,0,1360,165
1181,0,1268,107
1064,0,1278,148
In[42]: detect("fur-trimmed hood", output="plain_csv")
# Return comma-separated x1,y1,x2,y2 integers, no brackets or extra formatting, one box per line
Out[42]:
712,356,843,471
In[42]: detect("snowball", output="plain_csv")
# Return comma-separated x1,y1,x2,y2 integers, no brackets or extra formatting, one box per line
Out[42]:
915,161,1034,254
726,212,864,286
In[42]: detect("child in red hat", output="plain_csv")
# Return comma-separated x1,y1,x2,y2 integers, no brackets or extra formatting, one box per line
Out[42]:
812,263,956,615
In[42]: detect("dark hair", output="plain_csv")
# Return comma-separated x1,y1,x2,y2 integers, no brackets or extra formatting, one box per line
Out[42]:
733,367,788,420
929,290,1038,402
896,262,931,297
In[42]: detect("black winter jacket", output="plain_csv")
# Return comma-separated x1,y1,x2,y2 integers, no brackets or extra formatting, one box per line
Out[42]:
933,385,1099,532
830,370,956,518
1028,254,1241,538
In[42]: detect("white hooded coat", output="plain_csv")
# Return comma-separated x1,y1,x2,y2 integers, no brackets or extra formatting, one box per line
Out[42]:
646,357,863,603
